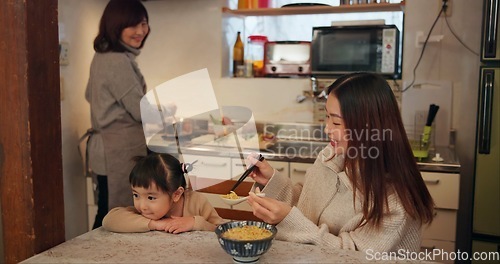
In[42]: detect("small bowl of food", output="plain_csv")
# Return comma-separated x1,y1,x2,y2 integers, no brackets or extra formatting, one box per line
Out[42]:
219,191,265,205
215,221,277,263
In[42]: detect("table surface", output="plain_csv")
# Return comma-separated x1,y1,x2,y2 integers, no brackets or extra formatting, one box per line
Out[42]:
22,228,376,263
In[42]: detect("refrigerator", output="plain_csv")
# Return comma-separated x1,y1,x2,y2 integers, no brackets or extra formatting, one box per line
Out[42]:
471,0,500,259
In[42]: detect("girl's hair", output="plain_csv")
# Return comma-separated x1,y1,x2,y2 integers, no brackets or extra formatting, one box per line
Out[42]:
94,0,150,53
130,153,187,195
327,72,434,227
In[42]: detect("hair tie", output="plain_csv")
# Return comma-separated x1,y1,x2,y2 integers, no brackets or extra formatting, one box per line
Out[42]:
180,160,197,174
181,163,187,174
181,162,195,174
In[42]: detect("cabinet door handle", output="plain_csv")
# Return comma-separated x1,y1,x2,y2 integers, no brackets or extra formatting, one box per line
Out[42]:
424,179,440,184
478,69,494,154
293,168,307,173
483,0,498,58
201,162,227,167
275,167,285,172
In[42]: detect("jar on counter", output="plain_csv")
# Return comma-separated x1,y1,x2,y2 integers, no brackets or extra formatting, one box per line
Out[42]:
246,35,268,77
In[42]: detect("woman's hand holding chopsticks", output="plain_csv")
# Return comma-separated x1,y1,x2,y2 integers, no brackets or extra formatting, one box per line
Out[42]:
247,153,274,186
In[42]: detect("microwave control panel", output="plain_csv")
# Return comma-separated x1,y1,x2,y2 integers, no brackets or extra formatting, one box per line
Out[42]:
381,28,398,74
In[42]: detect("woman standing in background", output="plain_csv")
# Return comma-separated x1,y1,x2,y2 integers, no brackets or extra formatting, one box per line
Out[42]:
85,0,150,229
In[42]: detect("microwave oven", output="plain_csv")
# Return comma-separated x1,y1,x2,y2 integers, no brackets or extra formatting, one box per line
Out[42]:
311,25,401,79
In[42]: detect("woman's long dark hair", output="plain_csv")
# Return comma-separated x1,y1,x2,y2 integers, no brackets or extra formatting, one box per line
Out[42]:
94,0,150,53
130,153,187,195
327,72,434,227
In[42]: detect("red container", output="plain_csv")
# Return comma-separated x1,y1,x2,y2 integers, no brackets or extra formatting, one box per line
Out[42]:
247,35,268,77
258,0,269,8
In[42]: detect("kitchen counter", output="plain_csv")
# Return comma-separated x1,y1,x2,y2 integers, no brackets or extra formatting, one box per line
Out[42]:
417,146,460,173
148,131,460,173
22,228,382,263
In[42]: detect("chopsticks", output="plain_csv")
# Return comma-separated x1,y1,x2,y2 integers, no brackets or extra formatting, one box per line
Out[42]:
230,154,264,192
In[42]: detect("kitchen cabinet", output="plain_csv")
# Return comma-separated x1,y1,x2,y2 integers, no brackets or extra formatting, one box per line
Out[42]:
268,160,289,179
231,157,248,179
183,154,232,190
420,172,460,264
289,162,309,185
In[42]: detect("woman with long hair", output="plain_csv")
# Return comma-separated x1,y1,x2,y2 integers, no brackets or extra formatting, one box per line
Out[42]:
247,72,434,252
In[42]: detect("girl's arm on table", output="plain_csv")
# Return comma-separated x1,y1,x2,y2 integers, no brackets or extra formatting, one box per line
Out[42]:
102,206,151,233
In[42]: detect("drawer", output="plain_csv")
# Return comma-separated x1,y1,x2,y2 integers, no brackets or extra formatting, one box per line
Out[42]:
268,160,289,178
422,209,457,241
290,162,309,185
184,155,231,190
420,239,455,264
231,157,252,181
421,172,460,210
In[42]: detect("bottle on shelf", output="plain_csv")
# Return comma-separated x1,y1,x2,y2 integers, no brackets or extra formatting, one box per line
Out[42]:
238,0,250,9
233,31,245,77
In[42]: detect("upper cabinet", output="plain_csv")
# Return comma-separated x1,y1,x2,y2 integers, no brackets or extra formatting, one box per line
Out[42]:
222,2,405,16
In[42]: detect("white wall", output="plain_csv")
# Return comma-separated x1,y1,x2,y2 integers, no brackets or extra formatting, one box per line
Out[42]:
58,0,107,239
57,0,483,240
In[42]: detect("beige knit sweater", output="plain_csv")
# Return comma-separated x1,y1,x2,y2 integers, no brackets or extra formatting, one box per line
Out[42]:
261,143,422,253
102,190,226,233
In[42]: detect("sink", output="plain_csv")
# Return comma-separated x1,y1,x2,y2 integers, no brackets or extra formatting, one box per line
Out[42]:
263,140,328,159
258,122,328,142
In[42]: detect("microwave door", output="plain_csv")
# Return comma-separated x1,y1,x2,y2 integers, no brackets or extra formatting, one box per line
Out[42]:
315,30,377,72
311,25,401,78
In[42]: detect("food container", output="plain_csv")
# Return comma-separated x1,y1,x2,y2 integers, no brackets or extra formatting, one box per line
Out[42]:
247,35,268,77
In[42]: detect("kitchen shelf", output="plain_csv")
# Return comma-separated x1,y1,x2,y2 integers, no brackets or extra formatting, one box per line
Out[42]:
222,2,405,16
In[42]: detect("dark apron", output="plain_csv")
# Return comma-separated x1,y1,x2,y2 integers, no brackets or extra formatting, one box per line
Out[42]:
101,117,147,210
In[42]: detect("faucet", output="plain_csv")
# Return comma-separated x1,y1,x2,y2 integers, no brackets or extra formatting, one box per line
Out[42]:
296,77,327,103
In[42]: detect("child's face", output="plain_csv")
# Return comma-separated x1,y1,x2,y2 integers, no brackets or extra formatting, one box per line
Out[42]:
132,182,172,220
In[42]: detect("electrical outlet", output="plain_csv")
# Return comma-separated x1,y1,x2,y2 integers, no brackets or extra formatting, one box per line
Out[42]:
440,0,452,17
59,41,69,66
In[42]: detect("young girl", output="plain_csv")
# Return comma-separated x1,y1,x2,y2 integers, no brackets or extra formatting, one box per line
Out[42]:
102,153,226,233
247,72,434,253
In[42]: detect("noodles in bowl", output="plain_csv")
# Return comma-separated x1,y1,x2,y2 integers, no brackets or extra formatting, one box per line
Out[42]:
221,225,273,240
215,221,277,263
